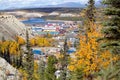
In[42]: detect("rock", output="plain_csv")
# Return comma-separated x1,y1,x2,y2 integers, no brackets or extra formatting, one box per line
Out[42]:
0,57,22,80
0,15,26,40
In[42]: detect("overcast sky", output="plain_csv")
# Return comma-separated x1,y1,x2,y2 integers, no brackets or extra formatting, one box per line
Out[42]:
0,0,101,10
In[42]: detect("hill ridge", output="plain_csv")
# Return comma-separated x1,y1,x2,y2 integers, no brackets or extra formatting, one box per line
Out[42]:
0,15,26,40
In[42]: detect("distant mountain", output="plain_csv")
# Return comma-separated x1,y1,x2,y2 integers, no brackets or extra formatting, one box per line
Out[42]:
95,0,103,7
47,2,85,8
0,1,102,11
47,1,102,8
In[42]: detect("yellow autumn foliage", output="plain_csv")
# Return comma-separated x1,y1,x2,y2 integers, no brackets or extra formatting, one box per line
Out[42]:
0,41,20,55
19,62,40,80
30,36,51,47
16,36,25,45
19,68,28,80
30,38,36,46
33,62,40,80
68,23,118,75
9,42,20,55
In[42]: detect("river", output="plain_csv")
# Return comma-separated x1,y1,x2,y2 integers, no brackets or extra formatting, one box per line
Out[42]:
22,18,64,25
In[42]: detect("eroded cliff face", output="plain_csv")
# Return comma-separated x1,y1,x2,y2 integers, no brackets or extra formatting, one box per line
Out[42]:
0,57,22,80
0,15,26,40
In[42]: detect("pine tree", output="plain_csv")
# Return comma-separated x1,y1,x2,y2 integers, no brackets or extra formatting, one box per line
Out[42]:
101,0,120,79
25,30,34,80
2,36,5,42
86,0,96,22
26,30,31,51
39,58,45,80
17,49,23,68
59,38,69,80
5,47,11,64
45,55,57,80
102,0,120,54
85,0,96,44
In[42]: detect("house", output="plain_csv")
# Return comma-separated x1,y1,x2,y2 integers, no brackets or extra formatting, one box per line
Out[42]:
38,24,60,32
66,32,77,44
57,41,64,48
43,27,57,32
37,31,59,36
32,50,44,60
32,27,43,32
52,36,65,40
67,47,76,54
55,70,61,79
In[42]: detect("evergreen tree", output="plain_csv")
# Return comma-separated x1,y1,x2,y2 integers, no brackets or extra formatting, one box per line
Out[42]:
5,47,11,64
86,0,96,22
69,69,83,80
26,30,31,51
59,38,69,80
25,30,34,80
39,58,45,80
2,36,5,42
17,49,23,68
0,36,5,58
0,45,2,57
84,0,96,43
45,55,57,80
101,0,120,79
102,0,120,54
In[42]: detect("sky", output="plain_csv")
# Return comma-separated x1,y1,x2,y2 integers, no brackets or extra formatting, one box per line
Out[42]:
0,0,100,10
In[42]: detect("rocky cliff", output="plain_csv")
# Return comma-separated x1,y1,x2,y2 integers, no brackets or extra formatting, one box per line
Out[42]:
0,57,21,80
0,15,26,40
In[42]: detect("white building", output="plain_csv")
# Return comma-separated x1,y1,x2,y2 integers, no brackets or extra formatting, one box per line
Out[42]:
43,26,57,32
55,70,61,79
32,27,43,32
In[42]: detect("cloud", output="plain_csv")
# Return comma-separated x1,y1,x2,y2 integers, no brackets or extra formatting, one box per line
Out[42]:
0,0,99,10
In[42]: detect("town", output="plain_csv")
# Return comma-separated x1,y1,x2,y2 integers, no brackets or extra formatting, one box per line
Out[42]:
22,18,80,64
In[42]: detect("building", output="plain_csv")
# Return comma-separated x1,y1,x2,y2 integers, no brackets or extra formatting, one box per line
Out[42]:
67,47,76,54
32,50,44,60
32,27,43,32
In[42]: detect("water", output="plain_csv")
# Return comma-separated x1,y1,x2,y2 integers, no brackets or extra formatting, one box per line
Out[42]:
22,18,64,25
22,18,46,24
